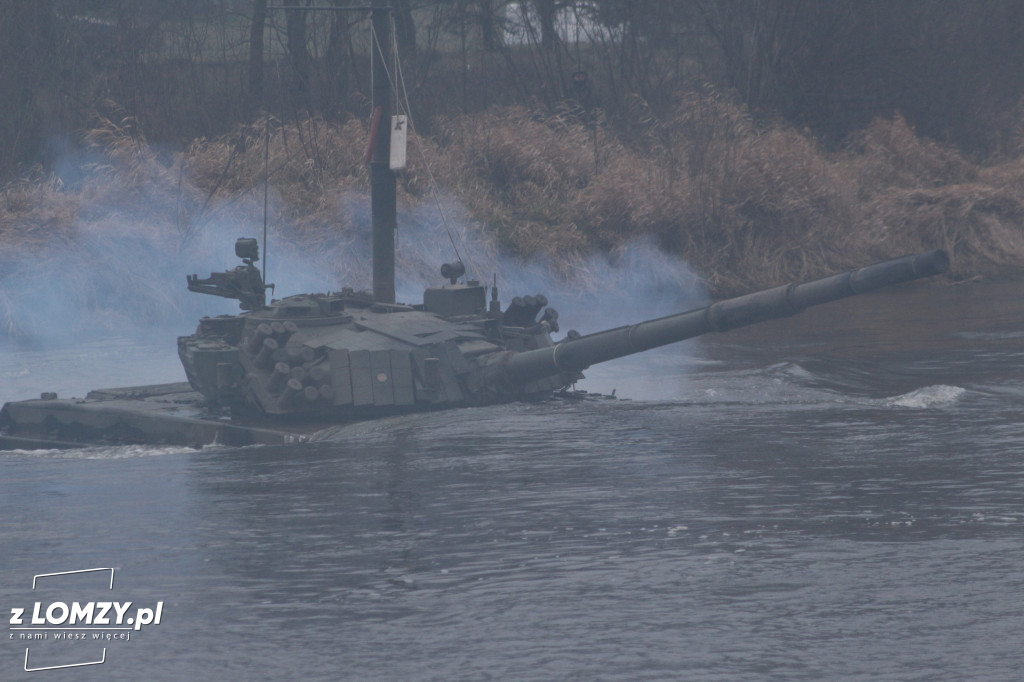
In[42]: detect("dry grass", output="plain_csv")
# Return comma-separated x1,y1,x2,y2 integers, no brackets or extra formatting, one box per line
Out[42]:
433,96,1024,293
2,91,1024,341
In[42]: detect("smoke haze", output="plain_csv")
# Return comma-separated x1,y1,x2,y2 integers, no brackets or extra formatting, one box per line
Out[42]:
0,160,708,401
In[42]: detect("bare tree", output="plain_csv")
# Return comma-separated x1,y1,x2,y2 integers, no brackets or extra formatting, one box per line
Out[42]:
0,1,60,177
393,0,418,64
478,0,504,52
283,0,312,114
324,0,353,115
248,0,268,118
534,0,557,50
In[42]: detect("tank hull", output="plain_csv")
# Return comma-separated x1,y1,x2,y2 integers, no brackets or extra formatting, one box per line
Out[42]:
0,383,332,449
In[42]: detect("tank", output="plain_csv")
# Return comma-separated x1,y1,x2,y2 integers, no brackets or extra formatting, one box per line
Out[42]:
179,244,950,416
0,247,948,449
0,7,950,449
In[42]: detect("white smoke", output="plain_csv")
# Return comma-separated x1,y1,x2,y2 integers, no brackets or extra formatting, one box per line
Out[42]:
0,168,709,402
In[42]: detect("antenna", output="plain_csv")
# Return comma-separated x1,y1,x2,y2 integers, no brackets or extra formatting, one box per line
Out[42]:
262,111,270,285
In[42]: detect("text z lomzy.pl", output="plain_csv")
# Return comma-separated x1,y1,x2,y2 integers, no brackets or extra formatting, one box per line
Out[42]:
10,602,163,631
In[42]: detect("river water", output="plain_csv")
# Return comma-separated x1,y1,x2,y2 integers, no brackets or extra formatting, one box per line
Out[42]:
1,279,1022,681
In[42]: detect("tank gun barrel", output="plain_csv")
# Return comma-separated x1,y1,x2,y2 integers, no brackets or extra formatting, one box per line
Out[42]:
501,250,949,383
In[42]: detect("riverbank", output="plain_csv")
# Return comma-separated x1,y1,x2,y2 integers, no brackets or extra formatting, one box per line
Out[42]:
1,98,1023,341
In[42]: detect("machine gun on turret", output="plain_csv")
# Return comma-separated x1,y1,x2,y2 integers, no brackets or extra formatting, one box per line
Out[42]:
186,238,274,311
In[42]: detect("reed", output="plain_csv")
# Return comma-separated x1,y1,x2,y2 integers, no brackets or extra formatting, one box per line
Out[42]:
2,92,1024,341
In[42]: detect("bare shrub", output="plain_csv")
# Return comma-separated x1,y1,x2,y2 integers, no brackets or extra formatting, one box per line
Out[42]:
4,90,1024,343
